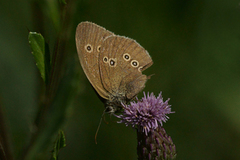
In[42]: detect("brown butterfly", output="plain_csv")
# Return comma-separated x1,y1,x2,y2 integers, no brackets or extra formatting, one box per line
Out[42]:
75,22,153,114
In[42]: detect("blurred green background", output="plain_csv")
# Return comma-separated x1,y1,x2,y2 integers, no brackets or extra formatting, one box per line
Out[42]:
1,0,240,159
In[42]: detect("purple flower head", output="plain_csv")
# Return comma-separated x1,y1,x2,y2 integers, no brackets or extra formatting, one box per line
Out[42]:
116,92,174,135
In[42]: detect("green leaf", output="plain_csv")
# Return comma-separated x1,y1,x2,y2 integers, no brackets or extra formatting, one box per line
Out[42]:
51,130,66,160
28,32,46,82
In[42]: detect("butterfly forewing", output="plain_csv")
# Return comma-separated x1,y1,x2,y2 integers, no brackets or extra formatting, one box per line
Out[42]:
76,22,114,99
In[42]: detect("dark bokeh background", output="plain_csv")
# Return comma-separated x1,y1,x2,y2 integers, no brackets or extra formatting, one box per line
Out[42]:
1,0,240,159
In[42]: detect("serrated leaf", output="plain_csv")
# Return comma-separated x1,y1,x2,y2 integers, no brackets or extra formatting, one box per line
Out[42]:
28,32,46,82
51,130,66,160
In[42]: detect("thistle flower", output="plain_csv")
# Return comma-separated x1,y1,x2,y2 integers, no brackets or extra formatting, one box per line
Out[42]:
116,92,176,160
117,92,173,135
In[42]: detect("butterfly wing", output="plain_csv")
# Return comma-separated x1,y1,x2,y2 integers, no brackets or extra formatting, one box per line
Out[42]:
99,35,153,101
75,22,114,99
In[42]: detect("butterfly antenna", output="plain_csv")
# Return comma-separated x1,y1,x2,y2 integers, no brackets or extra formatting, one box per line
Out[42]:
95,109,106,144
147,74,155,79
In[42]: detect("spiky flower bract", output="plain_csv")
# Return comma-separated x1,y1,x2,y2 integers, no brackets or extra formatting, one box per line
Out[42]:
137,126,177,160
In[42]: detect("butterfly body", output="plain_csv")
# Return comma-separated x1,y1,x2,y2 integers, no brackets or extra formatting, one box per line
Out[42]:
75,22,153,113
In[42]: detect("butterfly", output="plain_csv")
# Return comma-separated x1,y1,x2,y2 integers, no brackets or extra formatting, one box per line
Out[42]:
75,22,153,114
